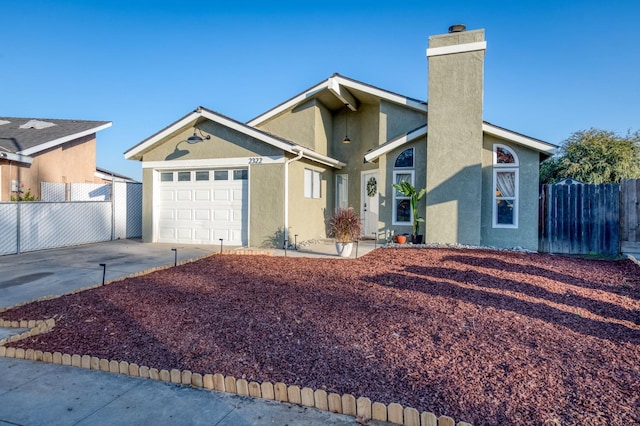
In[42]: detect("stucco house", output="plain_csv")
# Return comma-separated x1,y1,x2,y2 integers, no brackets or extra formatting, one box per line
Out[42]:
124,26,557,251
0,117,112,201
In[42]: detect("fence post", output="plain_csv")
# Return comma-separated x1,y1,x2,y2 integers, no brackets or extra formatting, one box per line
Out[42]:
16,202,21,254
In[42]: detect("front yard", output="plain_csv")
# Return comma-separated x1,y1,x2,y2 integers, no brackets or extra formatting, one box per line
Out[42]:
3,248,639,425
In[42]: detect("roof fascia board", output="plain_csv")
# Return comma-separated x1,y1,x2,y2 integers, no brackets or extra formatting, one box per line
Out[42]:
328,78,358,111
20,122,112,156
248,76,427,127
426,41,487,57
0,152,33,164
364,125,428,163
247,80,329,127
333,76,427,112
293,146,346,169
482,123,557,154
125,114,199,159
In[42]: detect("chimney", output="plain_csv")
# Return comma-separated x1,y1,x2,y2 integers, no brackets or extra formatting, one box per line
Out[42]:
424,26,486,246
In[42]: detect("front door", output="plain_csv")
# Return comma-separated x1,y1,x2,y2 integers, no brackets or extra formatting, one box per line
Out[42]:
361,171,379,239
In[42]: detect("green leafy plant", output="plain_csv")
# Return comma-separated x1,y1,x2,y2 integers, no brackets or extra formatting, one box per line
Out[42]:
11,187,38,202
392,180,426,237
328,208,362,243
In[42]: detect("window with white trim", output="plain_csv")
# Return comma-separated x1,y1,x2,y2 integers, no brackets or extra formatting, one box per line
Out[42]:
393,170,414,225
393,148,415,225
336,174,348,210
304,169,321,199
493,144,519,228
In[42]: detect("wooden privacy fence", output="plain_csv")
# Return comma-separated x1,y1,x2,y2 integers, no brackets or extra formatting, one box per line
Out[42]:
539,182,620,255
620,178,640,254
539,179,640,255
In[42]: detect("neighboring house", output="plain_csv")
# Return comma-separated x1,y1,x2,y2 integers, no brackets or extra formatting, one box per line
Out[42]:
0,116,112,201
124,26,557,251
95,167,138,184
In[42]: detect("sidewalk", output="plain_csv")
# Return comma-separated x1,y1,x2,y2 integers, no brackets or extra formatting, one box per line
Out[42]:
0,357,369,425
0,239,387,426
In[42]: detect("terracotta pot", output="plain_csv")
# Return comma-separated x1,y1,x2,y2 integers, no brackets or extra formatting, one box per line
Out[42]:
395,235,407,244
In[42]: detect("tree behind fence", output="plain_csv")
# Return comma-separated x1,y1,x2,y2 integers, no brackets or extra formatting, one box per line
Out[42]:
539,182,620,255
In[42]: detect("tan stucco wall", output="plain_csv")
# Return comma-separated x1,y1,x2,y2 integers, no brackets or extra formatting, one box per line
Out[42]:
139,121,285,245
0,135,96,201
330,103,380,215
379,139,427,239
254,99,319,151
425,29,485,246
141,167,154,242
287,159,330,244
249,163,284,247
143,121,281,162
480,135,540,250
379,100,427,143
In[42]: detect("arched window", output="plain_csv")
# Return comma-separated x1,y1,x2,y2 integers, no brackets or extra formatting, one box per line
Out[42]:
393,148,415,225
394,148,414,168
493,144,519,228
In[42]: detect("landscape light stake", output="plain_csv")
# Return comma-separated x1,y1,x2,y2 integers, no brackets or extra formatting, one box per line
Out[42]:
219,239,223,254
294,234,298,250
171,248,177,266
373,232,377,249
355,240,359,258
99,263,106,286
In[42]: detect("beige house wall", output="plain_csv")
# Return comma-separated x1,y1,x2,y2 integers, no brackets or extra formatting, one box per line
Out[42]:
0,135,97,201
379,100,427,143
287,159,330,244
480,134,540,250
139,121,285,245
381,138,427,239
426,29,485,246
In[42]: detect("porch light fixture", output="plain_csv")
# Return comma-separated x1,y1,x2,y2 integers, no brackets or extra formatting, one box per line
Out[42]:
187,128,211,144
343,105,351,144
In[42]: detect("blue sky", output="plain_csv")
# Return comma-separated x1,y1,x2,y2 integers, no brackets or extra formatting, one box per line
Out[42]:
3,0,639,182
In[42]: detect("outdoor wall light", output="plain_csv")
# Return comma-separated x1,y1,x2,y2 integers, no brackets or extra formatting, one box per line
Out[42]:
343,105,351,144
187,128,211,144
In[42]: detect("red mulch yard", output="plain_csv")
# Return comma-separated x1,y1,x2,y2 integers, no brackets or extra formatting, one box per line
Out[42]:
3,248,640,425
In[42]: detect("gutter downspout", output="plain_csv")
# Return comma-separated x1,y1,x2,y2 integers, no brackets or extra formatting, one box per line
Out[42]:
284,149,304,247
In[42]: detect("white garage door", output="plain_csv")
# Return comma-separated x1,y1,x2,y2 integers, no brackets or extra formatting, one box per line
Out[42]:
157,169,248,245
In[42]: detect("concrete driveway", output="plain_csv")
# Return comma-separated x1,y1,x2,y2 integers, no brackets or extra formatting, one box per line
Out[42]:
0,239,219,309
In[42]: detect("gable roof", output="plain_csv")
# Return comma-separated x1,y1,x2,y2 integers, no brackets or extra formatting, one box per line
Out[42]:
124,107,345,169
0,117,112,160
247,73,427,127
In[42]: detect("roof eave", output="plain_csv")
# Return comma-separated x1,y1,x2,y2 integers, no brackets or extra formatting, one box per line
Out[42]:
19,122,112,156
482,123,557,155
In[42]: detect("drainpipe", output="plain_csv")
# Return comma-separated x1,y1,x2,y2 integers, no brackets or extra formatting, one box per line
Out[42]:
284,149,304,246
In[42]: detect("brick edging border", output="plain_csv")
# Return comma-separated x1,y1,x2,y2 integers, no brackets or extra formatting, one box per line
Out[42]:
0,319,471,426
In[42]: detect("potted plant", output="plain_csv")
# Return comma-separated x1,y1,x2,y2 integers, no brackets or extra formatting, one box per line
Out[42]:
395,234,407,244
328,207,362,257
392,180,426,244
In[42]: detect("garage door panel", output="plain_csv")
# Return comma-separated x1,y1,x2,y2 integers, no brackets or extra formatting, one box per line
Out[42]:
214,209,229,221
159,209,175,220
214,189,229,200
194,228,211,240
160,190,175,202
194,209,210,220
177,190,192,201
194,190,211,201
177,209,193,220
157,169,247,246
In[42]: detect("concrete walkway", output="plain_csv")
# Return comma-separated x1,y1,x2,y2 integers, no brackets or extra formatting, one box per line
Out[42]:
0,357,368,426
0,239,385,425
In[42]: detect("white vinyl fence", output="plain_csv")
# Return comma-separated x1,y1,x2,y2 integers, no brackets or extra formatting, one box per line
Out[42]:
0,182,142,255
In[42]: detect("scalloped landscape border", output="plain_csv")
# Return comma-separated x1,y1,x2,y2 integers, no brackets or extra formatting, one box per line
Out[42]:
0,249,474,425
0,319,470,426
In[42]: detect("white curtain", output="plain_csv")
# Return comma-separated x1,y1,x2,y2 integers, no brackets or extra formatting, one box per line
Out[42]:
496,171,515,198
